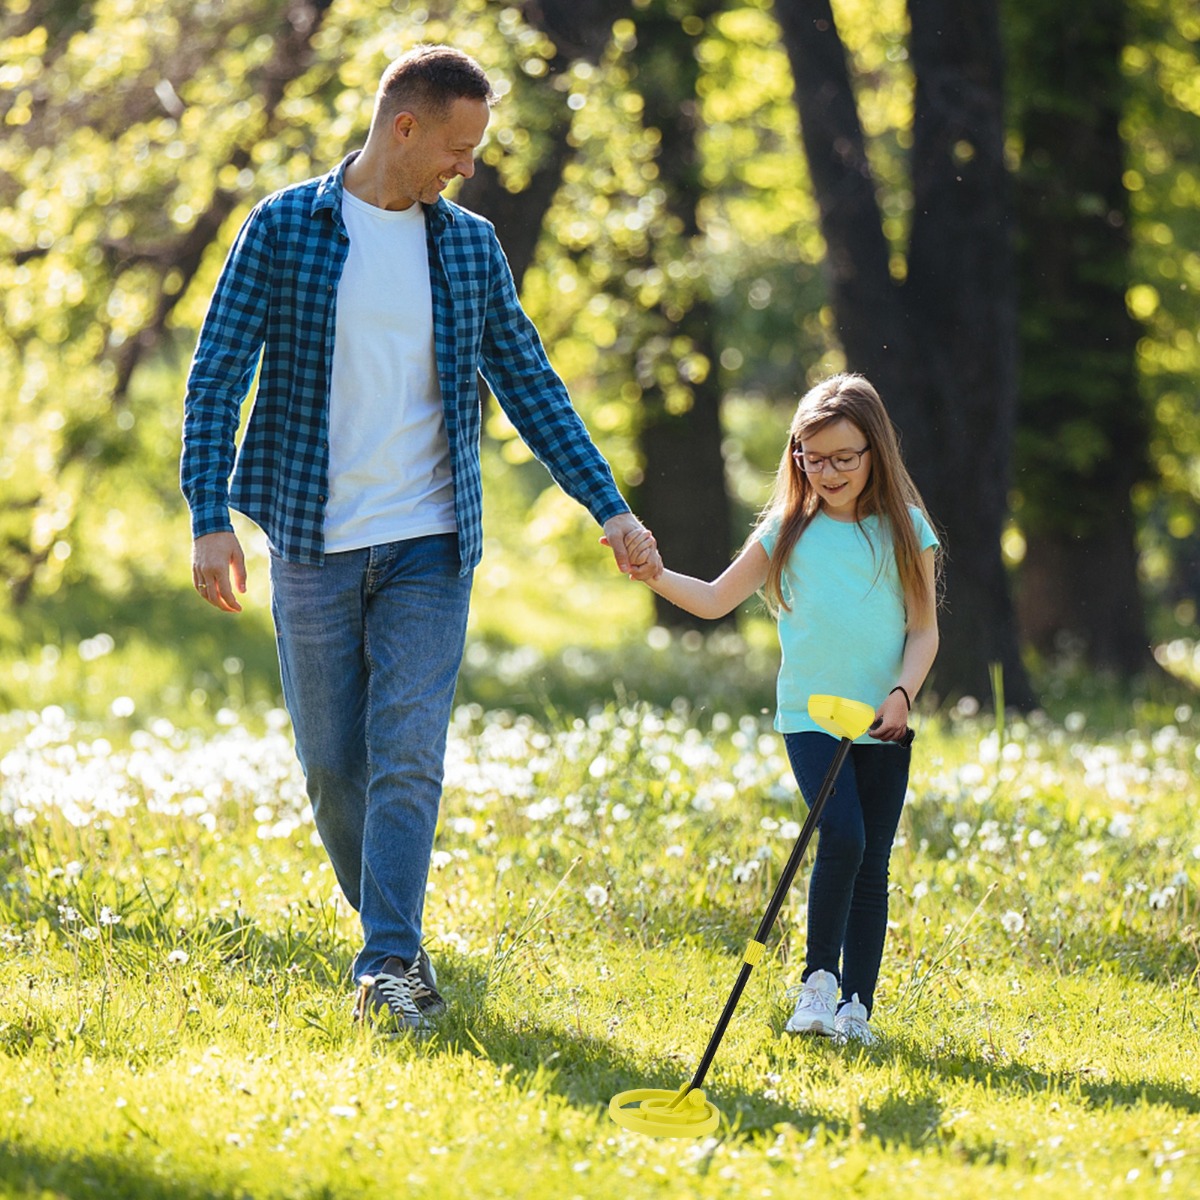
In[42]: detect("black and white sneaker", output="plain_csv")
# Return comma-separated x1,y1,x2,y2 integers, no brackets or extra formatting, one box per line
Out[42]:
405,946,447,1019
354,948,446,1033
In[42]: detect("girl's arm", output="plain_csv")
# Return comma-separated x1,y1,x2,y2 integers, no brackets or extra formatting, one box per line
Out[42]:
871,547,940,742
638,540,770,621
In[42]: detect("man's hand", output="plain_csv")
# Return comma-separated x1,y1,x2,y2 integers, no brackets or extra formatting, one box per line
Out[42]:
601,514,663,581
192,531,247,613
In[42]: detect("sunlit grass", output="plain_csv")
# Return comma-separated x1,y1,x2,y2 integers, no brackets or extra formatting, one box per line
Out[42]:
2,697,1198,1197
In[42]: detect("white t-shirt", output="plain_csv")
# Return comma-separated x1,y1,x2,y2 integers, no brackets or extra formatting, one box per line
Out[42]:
323,191,457,552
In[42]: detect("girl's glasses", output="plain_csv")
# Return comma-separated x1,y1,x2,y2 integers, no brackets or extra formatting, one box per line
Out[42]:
792,446,870,474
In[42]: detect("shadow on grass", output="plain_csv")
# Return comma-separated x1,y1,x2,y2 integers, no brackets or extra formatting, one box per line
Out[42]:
368,956,843,1144
376,953,1200,1154
0,1142,265,1200
885,1029,1200,1117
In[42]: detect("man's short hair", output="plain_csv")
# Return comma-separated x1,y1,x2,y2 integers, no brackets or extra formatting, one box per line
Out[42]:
377,44,496,121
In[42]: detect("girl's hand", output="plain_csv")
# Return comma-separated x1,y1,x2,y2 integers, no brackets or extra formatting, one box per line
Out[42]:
603,528,661,579
868,689,910,743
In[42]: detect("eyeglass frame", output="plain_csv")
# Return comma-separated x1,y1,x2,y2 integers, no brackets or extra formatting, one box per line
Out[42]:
791,444,871,474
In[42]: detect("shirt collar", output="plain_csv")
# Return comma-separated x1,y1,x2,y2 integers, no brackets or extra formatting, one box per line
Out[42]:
311,151,456,233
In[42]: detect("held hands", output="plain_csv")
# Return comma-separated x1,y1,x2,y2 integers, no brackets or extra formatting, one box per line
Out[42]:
601,515,663,581
192,531,247,613
868,688,912,744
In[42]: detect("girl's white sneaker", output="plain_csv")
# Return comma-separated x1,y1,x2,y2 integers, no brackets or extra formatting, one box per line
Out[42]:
784,969,839,1036
834,994,876,1045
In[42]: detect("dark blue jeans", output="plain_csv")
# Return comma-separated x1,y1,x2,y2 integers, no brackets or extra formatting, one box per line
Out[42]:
270,534,472,982
784,732,911,1016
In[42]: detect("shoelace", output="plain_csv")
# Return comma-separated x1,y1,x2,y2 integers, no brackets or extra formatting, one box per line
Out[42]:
374,972,421,1019
787,983,834,1011
836,1012,873,1042
405,955,435,1004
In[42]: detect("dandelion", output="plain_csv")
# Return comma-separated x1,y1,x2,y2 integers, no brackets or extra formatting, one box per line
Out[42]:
110,696,135,718
166,949,190,965
1000,911,1025,934
97,907,121,926
1148,887,1176,910
57,905,81,925
329,1105,356,1118
1081,871,1102,885
584,883,608,909
1108,813,1134,838
732,860,762,883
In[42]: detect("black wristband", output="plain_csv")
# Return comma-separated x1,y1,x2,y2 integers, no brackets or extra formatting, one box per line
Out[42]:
889,685,912,711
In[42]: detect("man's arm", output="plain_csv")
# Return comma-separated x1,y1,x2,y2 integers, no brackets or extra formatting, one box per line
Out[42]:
181,202,273,610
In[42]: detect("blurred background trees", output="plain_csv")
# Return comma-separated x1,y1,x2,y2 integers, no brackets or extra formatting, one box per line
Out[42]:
2,0,1197,711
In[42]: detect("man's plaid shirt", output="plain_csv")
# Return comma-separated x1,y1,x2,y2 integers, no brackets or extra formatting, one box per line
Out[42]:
181,155,629,573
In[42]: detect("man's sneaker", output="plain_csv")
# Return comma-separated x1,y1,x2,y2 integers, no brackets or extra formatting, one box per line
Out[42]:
834,994,876,1045
404,946,447,1019
355,959,431,1034
784,968,839,1036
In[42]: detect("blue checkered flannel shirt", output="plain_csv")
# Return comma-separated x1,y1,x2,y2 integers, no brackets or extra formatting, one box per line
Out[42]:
181,154,630,573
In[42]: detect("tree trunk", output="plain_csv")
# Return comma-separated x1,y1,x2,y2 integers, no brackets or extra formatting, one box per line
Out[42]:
628,1,734,630
773,0,1034,706
1008,1,1151,674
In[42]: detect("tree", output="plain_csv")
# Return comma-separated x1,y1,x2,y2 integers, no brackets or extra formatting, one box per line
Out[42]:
1007,0,1151,675
772,0,1034,705
624,0,734,629
0,0,339,604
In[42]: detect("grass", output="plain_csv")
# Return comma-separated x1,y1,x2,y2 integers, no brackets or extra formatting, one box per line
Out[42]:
1,694,1198,1198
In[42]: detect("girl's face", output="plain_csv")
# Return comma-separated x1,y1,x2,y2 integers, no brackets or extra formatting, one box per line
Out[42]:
795,418,871,521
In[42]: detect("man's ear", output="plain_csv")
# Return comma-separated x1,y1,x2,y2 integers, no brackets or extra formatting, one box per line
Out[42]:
392,110,417,140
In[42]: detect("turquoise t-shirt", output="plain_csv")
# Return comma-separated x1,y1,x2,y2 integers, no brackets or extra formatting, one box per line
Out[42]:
758,507,939,740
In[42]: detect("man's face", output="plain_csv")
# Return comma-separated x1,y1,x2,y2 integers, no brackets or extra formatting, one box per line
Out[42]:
395,96,490,207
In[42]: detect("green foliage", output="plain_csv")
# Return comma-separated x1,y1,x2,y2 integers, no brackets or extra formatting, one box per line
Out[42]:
1124,0,1200,625
1,0,1198,661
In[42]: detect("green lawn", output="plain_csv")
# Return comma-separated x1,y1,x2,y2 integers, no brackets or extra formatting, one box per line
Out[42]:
1,698,1197,1198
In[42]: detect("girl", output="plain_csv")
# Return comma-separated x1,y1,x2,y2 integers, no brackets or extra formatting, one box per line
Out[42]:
625,373,940,1044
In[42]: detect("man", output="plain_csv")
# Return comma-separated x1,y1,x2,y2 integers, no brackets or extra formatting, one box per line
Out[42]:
181,44,659,1031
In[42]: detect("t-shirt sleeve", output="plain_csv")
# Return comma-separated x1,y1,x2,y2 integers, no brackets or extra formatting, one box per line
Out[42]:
910,506,940,552
756,514,780,558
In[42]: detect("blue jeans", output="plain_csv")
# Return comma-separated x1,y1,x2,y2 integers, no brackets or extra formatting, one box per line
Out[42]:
784,732,911,1016
270,534,472,982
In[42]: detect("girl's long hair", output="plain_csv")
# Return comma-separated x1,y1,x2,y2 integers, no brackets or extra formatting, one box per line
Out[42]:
753,373,941,625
